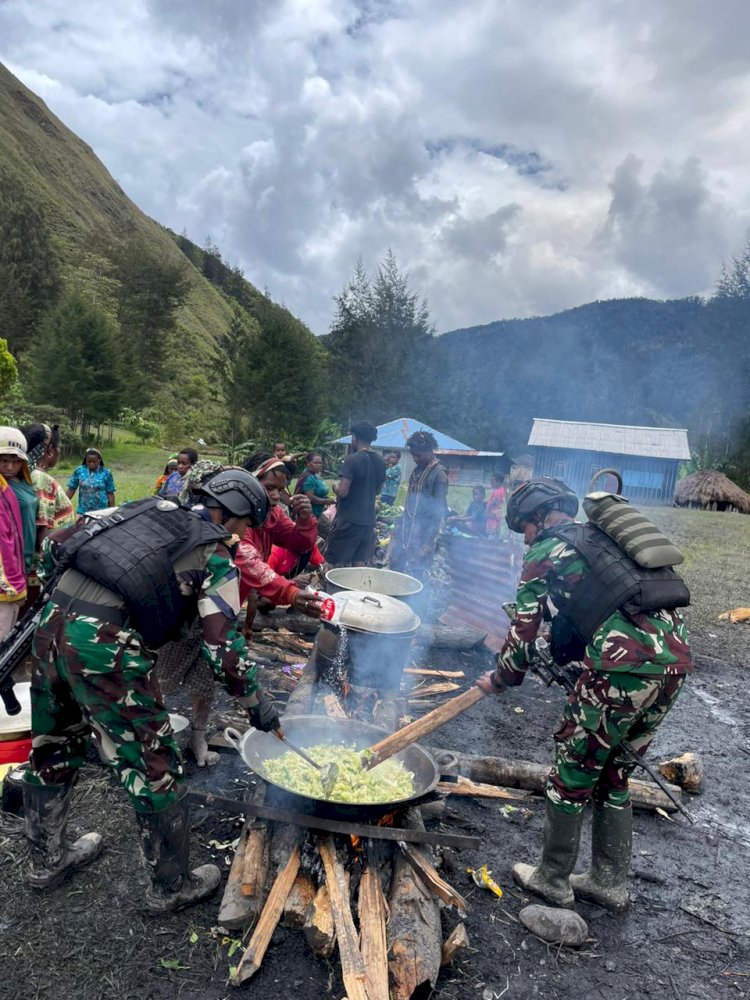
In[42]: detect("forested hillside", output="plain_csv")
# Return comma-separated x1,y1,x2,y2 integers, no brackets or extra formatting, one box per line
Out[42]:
0,61,327,447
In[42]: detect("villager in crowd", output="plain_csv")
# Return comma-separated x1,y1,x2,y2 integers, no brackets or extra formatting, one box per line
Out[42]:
380,450,402,506
294,451,335,518
66,448,115,513
0,427,38,582
477,477,692,914
325,421,386,567
484,472,507,538
21,423,76,612
159,448,198,499
154,455,179,495
390,430,448,577
447,485,486,535
0,427,32,640
22,469,280,911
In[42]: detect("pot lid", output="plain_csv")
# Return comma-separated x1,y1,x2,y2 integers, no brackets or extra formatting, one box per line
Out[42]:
333,590,420,635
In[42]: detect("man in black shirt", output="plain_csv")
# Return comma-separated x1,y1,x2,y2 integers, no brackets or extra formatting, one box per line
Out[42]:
326,421,386,566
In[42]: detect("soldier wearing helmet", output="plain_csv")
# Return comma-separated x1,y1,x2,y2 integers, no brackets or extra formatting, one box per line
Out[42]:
477,476,692,915
21,469,279,914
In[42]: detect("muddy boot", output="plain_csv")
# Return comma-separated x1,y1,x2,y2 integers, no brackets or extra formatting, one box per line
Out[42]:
571,801,632,914
135,791,221,914
23,779,103,890
513,800,583,907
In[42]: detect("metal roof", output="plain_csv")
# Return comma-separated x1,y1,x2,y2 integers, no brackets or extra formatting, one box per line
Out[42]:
528,418,691,460
338,417,473,452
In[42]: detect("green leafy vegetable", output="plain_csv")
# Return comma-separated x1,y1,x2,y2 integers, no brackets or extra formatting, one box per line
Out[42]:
264,743,414,803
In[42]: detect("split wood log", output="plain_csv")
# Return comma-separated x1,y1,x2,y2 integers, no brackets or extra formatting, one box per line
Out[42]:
441,923,469,966
303,884,337,958
231,844,301,985
416,623,486,649
358,868,390,1000
437,775,534,802
318,837,369,1000
252,611,321,635
404,668,465,679
658,752,704,794
387,808,442,1000
398,842,469,916
283,655,320,716
218,784,268,929
445,751,684,814
246,642,307,666
323,693,348,718
283,871,317,929
241,785,269,899
407,681,461,698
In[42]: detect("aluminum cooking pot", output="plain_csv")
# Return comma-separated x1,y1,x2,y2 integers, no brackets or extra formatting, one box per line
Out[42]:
224,715,440,820
328,590,420,636
325,567,423,602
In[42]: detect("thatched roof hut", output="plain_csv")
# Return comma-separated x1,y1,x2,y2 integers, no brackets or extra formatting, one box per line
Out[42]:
673,470,750,514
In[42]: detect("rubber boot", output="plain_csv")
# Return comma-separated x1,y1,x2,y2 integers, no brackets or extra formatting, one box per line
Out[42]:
135,790,221,914
512,799,583,907
570,801,632,914
23,779,103,890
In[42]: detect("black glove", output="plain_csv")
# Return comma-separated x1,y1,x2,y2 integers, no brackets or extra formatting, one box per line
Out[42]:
247,688,280,733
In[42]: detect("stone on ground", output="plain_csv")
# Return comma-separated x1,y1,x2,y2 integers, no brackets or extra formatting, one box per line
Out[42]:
518,904,588,947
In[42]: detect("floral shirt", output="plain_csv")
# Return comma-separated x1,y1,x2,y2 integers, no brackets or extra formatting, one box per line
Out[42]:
31,469,76,531
67,465,116,514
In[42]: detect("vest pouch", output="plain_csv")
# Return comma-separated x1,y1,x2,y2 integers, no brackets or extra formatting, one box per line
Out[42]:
583,493,684,569
549,613,587,665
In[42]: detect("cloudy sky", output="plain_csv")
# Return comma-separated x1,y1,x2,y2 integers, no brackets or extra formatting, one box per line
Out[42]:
2,0,749,333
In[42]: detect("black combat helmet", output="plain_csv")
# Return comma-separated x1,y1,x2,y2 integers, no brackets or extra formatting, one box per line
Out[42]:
197,469,270,526
506,477,579,534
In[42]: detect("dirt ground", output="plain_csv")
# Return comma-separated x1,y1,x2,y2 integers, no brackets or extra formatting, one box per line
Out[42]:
1,509,749,1000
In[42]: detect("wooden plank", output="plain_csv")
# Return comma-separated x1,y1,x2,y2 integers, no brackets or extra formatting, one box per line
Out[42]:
322,693,348,718
358,868,390,1000
407,681,461,697
217,823,253,930
240,784,269,898
231,844,301,985
397,842,469,916
303,883,337,958
318,837,368,1000
437,776,534,801
404,668,465,679
187,790,482,850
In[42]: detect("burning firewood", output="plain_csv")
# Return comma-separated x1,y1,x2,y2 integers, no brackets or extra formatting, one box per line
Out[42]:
283,871,317,928
231,844,301,985
303,883,337,958
318,837,369,1000
358,867,390,1000
397,841,469,916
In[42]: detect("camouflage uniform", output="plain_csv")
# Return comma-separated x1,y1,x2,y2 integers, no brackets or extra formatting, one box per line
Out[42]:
26,540,260,813
497,526,692,815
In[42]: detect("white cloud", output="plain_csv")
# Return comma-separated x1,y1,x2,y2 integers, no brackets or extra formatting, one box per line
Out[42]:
1,0,749,332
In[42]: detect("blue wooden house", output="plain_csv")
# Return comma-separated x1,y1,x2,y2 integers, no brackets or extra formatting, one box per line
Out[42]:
528,418,691,504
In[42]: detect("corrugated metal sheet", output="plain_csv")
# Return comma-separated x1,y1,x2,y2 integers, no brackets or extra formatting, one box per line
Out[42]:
440,535,524,651
529,419,691,460
338,417,473,452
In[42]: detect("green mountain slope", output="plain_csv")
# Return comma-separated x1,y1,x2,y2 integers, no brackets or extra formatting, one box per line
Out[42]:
0,62,228,353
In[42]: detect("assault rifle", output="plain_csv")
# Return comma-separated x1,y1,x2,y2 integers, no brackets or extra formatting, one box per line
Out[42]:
0,575,60,717
501,602,694,823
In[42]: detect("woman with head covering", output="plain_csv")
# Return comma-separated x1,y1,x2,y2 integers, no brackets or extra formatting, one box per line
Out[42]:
0,426,32,640
20,423,77,611
235,452,325,625
66,448,116,514
159,448,199,499
154,455,179,495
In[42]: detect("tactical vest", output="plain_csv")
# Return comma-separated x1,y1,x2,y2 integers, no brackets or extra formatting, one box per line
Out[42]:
540,522,690,665
58,498,230,647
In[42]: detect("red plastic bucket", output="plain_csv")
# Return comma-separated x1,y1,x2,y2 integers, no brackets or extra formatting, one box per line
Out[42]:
0,737,32,765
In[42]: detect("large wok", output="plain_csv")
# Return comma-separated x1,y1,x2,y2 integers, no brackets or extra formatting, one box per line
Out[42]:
224,715,441,820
